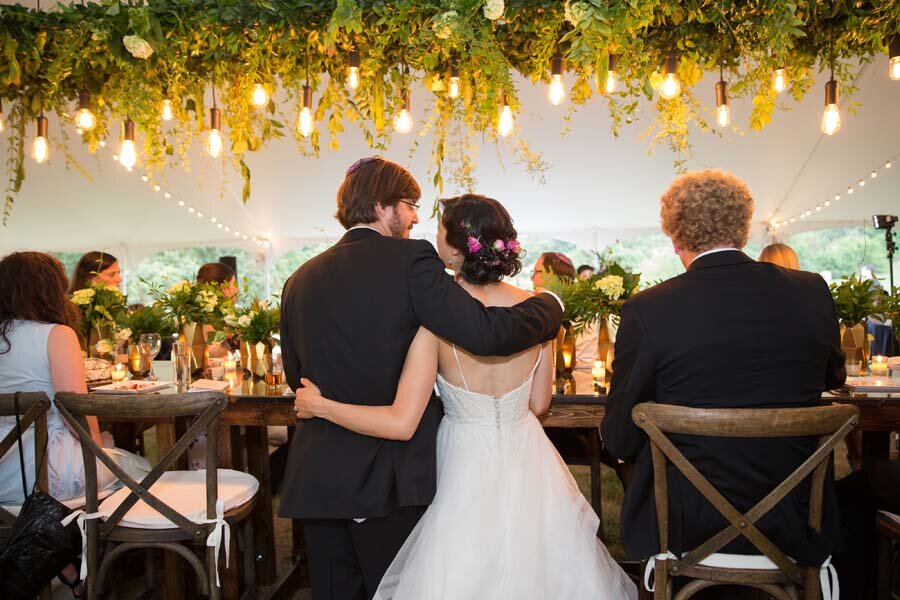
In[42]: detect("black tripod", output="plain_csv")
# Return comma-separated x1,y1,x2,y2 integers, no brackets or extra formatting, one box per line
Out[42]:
885,225,896,293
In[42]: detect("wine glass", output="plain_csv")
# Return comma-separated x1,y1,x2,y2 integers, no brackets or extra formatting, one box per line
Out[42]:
139,333,162,381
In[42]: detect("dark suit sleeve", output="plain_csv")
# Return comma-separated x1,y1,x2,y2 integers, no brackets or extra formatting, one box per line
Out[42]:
821,279,847,390
601,299,656,461
280,276,301,391
407,240,562,357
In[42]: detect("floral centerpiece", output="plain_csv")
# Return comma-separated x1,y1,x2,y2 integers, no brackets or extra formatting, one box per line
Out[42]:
829,274,885,366
147,279,234,372
544,257,640,386
70,283,127,357
221,299,280,378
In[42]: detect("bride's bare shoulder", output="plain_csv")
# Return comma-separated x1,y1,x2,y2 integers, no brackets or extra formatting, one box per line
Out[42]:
488,281,533,307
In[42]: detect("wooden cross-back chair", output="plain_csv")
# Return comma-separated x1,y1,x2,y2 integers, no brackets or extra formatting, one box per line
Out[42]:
632,402,858,600
55,391,258,600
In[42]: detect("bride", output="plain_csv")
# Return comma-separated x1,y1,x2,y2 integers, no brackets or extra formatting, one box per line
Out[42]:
294,194,637,599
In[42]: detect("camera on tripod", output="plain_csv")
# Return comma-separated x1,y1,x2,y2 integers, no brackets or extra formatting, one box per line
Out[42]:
873,214,898,230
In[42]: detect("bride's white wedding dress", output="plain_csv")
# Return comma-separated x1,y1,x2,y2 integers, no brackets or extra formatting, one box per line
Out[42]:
374,346,637,599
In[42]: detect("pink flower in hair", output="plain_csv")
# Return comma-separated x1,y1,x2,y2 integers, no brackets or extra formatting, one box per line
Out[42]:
492,239,505,252
506,239,520,253
467,236,482,254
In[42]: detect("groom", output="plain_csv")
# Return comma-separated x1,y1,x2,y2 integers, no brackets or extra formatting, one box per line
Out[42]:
279,157,563,600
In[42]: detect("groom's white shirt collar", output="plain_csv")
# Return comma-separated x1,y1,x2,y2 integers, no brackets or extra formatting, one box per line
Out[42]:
348,224,383,235
690,247,740,265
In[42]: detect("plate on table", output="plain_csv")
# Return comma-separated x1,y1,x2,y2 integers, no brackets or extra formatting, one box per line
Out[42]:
92,380,174,394
844,376,900,393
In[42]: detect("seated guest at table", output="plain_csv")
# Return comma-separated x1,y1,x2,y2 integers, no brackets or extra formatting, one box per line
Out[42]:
601,171,846,577
0,252,150,594
533,253,599,392
833,457,900,595
68,250,122,292
577,264,595,280
758,242,800,269
196,261,239,359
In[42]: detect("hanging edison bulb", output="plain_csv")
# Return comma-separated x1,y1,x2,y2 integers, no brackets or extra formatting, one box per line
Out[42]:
32,115,49,164
715,79,730,127
298,84,314,137
119,118,137,170
497,90,514,138
821,79,841,136
773,66,788,93
207,107,223,158
889,37,900,81
548,54,565,105
448,64,460,100
161,98,174,121
252,83,269,107
393,88,413,133
604,54,618,94
74,90,97,132
660,52,681,100
346,51,361,90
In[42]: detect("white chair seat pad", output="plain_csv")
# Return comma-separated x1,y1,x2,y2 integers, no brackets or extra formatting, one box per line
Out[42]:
696,552,784,570
98,469,258,529
878,510,900,527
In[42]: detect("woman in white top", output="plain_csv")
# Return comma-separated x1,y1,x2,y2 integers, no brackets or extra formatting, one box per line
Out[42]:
0,252,148,503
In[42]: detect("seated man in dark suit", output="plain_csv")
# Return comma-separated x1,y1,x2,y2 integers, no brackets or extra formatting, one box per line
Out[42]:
601,171,846,575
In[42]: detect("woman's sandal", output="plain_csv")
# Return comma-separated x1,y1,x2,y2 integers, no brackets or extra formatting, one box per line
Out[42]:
57,559,86,599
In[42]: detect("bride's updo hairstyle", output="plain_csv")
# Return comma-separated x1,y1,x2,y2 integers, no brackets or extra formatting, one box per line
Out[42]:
440,194,523,285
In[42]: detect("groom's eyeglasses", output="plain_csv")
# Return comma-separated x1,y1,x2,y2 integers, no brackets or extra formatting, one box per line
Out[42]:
398,199,420,211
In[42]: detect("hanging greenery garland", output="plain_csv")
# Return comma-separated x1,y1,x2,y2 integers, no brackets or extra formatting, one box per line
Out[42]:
0,0,898,224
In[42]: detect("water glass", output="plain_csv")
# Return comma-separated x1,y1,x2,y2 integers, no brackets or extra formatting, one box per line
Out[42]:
140,333,162,381
845,359,862,377
172,341,192,392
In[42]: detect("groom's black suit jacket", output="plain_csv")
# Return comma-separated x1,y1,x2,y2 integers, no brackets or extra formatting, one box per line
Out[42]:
278,227,562,519
602,250,846,565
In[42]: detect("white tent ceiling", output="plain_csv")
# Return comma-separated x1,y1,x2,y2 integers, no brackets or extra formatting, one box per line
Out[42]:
1,48,898,264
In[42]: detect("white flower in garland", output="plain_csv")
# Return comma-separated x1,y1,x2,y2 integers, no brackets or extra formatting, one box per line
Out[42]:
123,35,154,59
117,328,132,341
432,10,458,39
197,290,219,313
564,1,590,27
71,288,96,305
95,339,115,356
483,0,504,21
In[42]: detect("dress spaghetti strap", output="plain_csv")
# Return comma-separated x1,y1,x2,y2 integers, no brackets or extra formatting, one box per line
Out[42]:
450,344,470,391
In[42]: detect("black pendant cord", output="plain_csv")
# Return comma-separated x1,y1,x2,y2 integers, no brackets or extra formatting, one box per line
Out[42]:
212,80,217,109
829,0,835,80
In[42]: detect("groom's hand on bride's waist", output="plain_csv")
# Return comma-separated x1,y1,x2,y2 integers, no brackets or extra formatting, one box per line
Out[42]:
294,377,321,419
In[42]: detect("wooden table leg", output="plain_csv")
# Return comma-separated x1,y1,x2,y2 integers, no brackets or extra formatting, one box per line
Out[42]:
589,427,605,541
216,425,242,600
245,425,278,586
861,430,891,470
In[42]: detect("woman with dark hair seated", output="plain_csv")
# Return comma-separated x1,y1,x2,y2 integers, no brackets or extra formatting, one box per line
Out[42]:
294,194,636,599
69,251,122,292
0,252,149,596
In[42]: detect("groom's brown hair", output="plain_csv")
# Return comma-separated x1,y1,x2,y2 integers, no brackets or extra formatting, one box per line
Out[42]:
335,157,421,229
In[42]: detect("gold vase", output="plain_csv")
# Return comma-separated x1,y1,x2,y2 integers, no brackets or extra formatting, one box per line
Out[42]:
840,321,869,368
179,321,208,376
241,339,273,380
555,324,576,394
597,316,615,387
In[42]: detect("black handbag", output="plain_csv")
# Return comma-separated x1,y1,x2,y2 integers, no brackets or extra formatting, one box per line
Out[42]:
0,392,83,599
